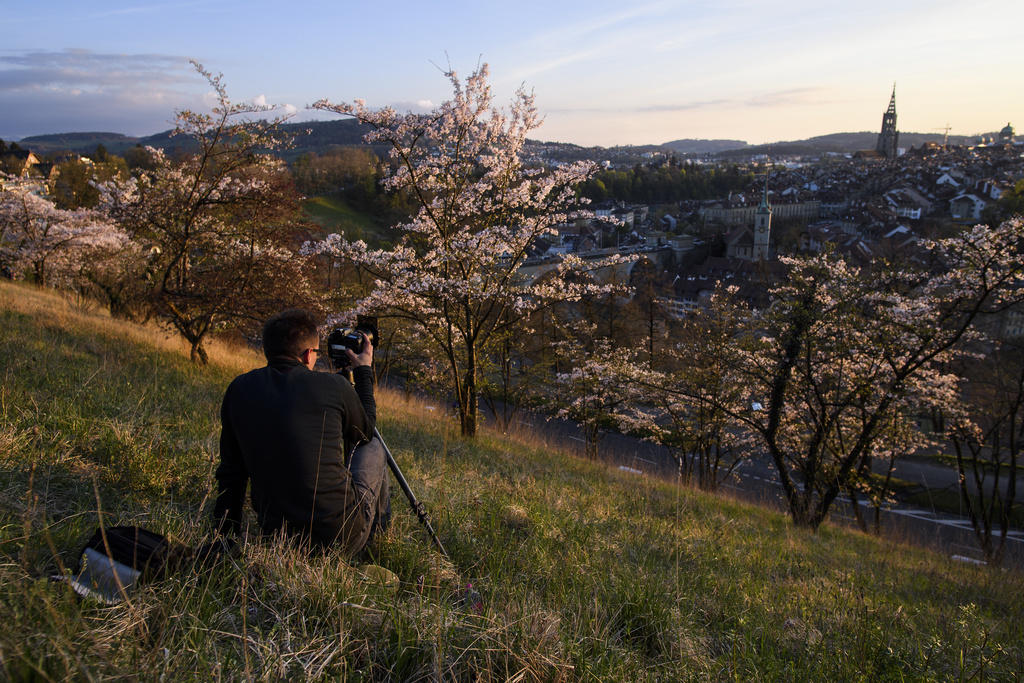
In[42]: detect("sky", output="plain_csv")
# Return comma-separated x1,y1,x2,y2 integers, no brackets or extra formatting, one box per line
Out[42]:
2,0,1022,147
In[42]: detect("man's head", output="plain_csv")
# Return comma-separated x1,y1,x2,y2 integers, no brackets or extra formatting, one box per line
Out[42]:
263,309,320,367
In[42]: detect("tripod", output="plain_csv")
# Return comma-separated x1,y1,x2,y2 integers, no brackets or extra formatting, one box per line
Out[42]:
375,428,448,558
335,363,447,558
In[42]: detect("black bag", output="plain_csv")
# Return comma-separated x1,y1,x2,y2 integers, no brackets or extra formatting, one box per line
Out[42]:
82,526,177,580
59,525,233,604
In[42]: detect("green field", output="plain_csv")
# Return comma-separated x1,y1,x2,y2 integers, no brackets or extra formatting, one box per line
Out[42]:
1,280,1022,680
302,195,395,246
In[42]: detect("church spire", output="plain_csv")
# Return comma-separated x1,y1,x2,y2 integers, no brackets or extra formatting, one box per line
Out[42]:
876,84,899,159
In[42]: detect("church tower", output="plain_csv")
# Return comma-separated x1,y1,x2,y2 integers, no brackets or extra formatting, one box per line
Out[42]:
875,85,899,159
753,170,771,261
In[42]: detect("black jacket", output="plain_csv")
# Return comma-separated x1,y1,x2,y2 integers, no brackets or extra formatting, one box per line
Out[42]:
213,357,376,544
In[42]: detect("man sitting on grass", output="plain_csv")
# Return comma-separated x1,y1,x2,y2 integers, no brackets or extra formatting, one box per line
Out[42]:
213,309,389,554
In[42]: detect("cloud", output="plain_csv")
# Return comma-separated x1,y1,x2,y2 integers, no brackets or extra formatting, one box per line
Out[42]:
638,99,734,113
508,1,682,82
387,99,436,113
528,1,676,46
547,98,732,115
0,49,193,92
251,94,267,107
0,88,181,139
0,49,207,138
507,47,607,83
744,87,829,108
638,88,831,114
85,1,217,19
548,87,832,117
201,90,221,108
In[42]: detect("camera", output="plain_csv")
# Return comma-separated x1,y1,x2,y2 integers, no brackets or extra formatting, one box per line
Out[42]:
326,316,379,369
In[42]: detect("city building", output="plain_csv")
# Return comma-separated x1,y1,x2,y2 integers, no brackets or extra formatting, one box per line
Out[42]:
727,171,772,261
999,123,1015,144
950,193,987,222
701,200,819,225
752,173,772,260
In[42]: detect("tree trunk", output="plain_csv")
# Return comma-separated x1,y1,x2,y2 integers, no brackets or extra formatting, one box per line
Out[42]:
786,489,827,530
607,291,615,339
848,486,868,533
873,454,899,535
189,336,209,364
647,296,655,369
584,423,600,459
791,511,825,530
461,342,477,437
34,259,47,287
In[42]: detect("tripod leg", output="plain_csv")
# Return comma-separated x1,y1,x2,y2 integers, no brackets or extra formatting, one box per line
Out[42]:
374,429,448,558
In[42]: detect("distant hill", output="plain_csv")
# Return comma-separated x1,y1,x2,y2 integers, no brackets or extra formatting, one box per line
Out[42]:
13,119,374,158
12,124,993,162
17,132,141,154
136,119,377,159
660,138,748,154
714,131,979,159
285,119,374,149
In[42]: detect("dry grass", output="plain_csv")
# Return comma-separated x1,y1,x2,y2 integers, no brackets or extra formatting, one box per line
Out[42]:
0,279,264,374
1,279,1023,681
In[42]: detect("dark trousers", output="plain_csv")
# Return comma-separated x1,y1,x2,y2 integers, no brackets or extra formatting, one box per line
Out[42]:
277,437,391,554
346,436,391,551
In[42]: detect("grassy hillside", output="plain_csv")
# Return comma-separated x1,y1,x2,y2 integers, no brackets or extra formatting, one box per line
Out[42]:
302,195,395,245
1,280,1022,680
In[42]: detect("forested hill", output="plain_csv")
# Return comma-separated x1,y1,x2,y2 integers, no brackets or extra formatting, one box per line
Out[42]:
714,131,977,159
17,119,376,158
14,123,988,159
661,138,749,154
13,132,137,150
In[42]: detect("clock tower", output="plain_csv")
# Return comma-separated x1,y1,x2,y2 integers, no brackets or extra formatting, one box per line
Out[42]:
753,170,771,261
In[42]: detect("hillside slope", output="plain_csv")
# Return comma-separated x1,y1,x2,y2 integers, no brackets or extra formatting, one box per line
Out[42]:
1,280,1021,680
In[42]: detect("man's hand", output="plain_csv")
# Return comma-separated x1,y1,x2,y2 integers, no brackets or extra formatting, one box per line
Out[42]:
346,332,374,368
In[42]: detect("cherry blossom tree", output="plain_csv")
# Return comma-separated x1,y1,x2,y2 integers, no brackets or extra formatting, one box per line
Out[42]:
627,286,754,490
552,334,648,459
619,220,1023,529
730,220,1024,529
307,64,618,436
99,63,312,363
935,336,1023,565
842,404,931,534
75,234,153,321
0,186,126,288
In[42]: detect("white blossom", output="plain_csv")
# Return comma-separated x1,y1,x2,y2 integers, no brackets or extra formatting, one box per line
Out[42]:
308,64,618,435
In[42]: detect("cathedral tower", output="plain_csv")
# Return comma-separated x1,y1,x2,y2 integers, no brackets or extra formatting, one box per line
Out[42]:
875,85,899,159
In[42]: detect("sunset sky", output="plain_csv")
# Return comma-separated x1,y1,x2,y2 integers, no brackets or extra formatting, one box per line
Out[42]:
2,0,1021,146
